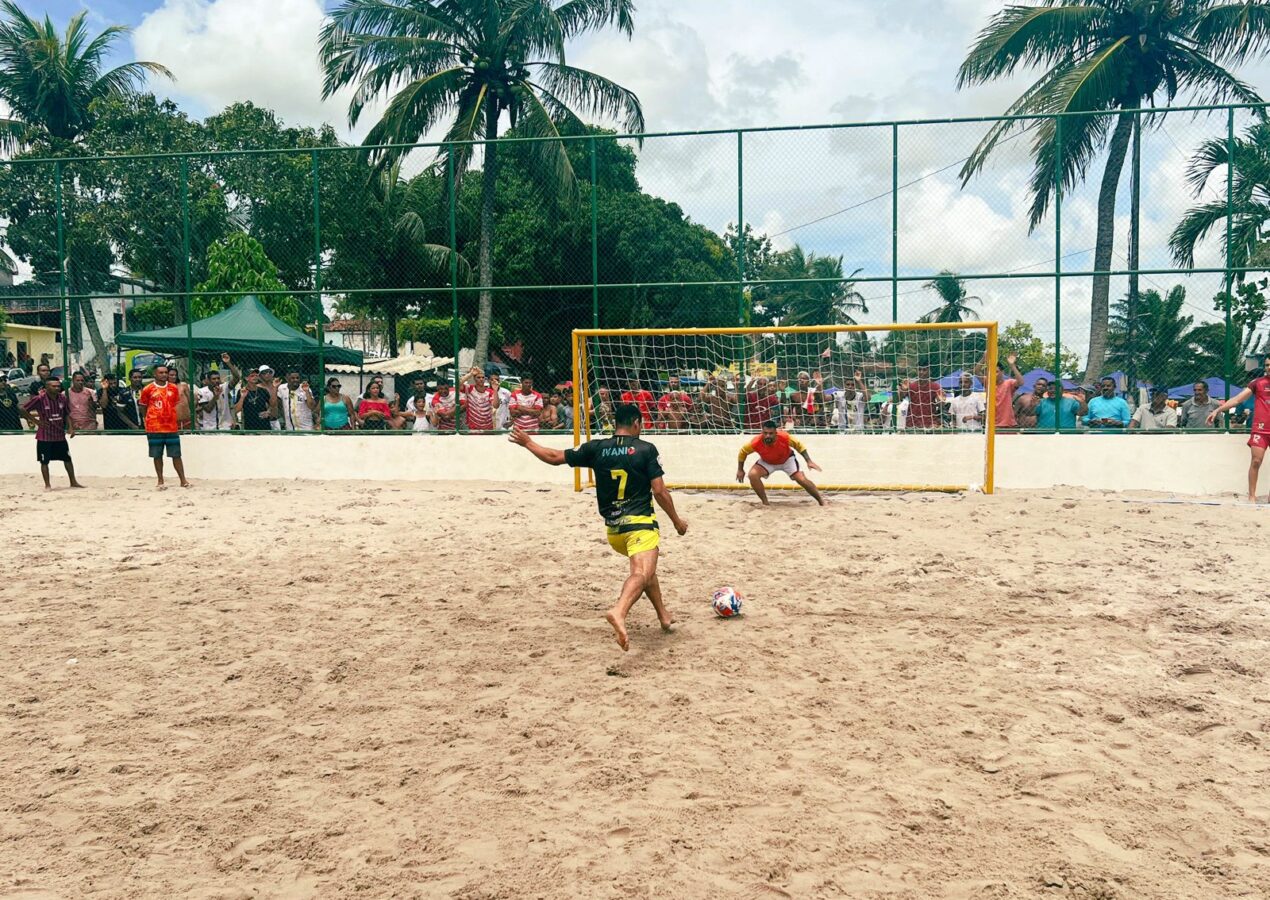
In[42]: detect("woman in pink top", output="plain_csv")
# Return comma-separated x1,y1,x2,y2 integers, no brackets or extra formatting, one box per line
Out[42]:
65,371,99,431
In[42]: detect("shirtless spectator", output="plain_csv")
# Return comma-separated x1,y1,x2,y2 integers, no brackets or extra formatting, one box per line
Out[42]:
1014,377,1047,428
592,386,615,432
657,376,694,430
701,374,736,430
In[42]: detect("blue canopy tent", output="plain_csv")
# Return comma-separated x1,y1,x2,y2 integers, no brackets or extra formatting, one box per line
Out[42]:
935,369,985,391
1166,377,1243,400
1017,368,1078,393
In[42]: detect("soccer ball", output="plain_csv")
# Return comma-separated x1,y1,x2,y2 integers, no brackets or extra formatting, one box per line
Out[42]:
711,587,744,618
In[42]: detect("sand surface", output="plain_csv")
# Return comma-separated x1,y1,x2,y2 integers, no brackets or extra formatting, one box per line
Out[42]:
1,475,1269,899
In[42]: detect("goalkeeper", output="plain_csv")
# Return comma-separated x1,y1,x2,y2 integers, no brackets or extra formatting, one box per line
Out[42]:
736,420,826,506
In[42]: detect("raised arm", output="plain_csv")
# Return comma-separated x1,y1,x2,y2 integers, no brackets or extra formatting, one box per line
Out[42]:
1208,387,1253,424
508,427,567,465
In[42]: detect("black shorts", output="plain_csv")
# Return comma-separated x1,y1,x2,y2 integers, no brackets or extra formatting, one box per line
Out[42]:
147,433,182,459
36,439,71,464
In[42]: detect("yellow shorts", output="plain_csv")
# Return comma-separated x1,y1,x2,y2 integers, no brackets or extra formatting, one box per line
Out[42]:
605,517,661,557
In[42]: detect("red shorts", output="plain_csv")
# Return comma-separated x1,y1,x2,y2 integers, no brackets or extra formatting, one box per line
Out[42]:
1249,432,1268,450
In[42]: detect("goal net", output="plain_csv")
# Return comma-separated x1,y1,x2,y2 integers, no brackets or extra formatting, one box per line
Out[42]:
571,323,999,494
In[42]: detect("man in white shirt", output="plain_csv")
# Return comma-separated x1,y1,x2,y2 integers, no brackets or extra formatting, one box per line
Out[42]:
834,370,869,433
195,368,236,431
947,373,986,431
277,367,319,431
490,374,513,430
1130,388,1178,430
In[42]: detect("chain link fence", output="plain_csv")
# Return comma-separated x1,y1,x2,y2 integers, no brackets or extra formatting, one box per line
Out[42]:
1,104,1265,435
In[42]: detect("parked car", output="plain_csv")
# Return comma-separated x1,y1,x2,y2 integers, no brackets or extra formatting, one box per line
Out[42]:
4,367,36,393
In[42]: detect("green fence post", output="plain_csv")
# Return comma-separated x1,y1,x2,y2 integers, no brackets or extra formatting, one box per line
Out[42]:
890,123,899,432
736,130,747,428
1054,115,1063,434
1224,106,1235,431
1127,111,1141,405
181,157,193,431
54,161,69,375
448,147,461,431
312,150,324,407
590,136,599,329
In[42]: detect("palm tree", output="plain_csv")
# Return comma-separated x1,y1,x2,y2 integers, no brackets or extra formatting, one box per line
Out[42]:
956,0,1269,383
773,246,868,327
320,0,644,366
921,271,981,323
1107,285,1215,387
0,1,170,368
0,2,171,150
1170,120,1270,272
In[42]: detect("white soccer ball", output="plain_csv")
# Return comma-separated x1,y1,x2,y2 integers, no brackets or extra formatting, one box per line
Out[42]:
711,587,744,618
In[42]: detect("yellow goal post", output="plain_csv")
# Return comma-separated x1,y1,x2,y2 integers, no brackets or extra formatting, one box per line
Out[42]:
571,322,998,494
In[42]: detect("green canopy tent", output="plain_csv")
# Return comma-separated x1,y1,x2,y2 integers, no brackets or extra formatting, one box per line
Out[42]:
116,295,364,368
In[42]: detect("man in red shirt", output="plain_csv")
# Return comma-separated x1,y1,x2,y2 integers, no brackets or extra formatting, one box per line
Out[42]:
621,377,655,428
21,375,84,490
138,364,190,489
656,375,694,430
1207,359,1270,503
744,376,779,430
509,374,545,432
735,419,826,506
905,363,943,430
976,352,1026,428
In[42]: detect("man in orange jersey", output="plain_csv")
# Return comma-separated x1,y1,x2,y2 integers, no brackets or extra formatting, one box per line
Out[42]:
736,419,825,506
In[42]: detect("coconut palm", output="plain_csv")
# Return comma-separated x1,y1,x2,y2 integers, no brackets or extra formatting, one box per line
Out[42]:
921,271,981,323
0,1,170,368
956,0,1270,383
1107,285,1215,387
0,2,171,150
320,0,644,366
1170,120,1270,271
772,246,867,327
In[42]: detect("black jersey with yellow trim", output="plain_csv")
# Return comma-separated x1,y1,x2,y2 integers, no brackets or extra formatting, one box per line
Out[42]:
563,435,665,526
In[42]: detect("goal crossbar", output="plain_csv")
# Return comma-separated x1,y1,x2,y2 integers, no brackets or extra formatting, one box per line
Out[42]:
571,321,999,495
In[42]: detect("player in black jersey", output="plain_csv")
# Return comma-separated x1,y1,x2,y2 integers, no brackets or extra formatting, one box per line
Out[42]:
511,403,689,651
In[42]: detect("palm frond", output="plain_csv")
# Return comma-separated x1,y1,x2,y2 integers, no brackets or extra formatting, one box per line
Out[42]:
957,4,1108,88
553,0,635,39
508,81,578,200
531,60,643,134
1169,44,1264,107
1191,1,1270,66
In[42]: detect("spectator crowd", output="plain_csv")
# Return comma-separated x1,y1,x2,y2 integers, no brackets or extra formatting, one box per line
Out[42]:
0,351,1259,437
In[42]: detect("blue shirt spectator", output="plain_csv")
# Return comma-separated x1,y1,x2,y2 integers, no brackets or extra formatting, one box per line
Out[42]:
1037,392,1084,429
1084,378,1132,428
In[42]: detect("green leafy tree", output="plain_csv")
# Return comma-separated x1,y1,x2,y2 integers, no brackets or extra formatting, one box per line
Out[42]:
921,271,981,323
194,233,300,326
128,298,176,330
1107,285,1216,387
999,320,1081,378
956,0,1268,383
319,0,645,367
1170,120,1270,274
0,1,171,366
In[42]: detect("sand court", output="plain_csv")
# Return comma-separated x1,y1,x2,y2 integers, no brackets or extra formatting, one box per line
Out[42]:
2,476,1268,898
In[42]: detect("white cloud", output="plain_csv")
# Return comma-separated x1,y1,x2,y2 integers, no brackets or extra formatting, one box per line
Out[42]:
134,0,357,133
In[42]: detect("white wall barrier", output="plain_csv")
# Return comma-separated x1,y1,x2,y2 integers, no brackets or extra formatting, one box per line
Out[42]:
0,431,1254,495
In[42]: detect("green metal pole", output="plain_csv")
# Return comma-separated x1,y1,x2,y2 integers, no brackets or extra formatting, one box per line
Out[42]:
54,161,68,375
1127,113,1141,406
736,130,746,428
312,150,324,406
890,123,899,432
1054,116,1063,434
448,148,461,432
1224,107,1235,430
590,136,599,329
181,157,193,431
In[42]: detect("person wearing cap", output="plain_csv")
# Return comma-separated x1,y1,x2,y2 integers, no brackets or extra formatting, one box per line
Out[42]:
235,368,277,431
0,370,22,432
1130,388,1178,430
257,364,282,431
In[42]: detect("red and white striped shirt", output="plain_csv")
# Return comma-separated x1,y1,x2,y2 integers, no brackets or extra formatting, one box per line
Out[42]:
511,389,544,431
462,384,496,431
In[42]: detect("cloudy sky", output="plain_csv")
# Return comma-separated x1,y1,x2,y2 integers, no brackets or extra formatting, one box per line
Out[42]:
18,0,1270,354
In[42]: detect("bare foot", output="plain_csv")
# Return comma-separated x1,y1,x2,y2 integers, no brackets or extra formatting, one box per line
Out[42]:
43,485,52,492
659,612,677,632
156,482,167,491
604,610,629,651
69,482,86,489
179,481,192,488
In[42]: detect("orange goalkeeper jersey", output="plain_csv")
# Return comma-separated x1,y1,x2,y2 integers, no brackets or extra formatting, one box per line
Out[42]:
740,430,805,465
